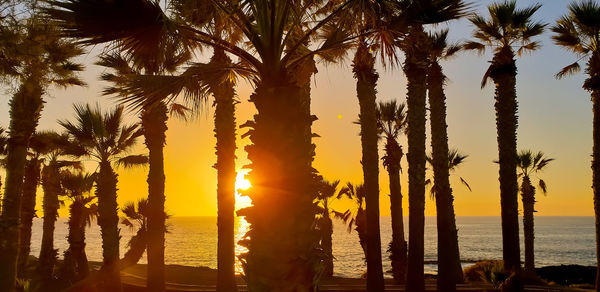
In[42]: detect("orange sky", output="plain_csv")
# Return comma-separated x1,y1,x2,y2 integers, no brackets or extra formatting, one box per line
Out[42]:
0,1,595,217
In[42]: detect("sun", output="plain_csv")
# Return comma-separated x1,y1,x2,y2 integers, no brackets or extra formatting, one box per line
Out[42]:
235,171,251,191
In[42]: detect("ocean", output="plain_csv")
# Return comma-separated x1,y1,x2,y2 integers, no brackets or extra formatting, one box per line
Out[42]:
28,216,596,278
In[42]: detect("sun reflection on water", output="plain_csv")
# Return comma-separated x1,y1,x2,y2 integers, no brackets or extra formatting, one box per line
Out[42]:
234,216,250,274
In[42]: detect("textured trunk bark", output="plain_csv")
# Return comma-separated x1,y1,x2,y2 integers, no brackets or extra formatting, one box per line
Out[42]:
490,47,521,273
142,102,168,292
18,158,42,277
403,25,428,292
37,164,61,283
211,49,238,292
428,61,462,292
385,138,407,284
352,40,385,292
520,176,536,274
96,161,122,291
593,88,600,291
69,201,90,281
0,77,43,292
321,215,334,278
240,78,319,291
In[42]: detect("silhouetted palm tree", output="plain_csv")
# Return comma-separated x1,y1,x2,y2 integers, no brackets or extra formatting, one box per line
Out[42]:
34,132,81,290
376,100,408,283
59,171,96,284
17,132,53,277
551,1,600,287
426,29,464,290
315,178,342,278
397,2,469,291
464,1,545,273
120,198,151,268
516,150,553,274
60,104,147,291
337,183,368,260
45,1,360,289
0,12,84,291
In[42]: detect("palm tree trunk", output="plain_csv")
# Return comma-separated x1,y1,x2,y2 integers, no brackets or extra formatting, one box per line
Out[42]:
428,61,462,292
38,164,61,284
352,40,385,292
18,158,42,277
239,78,318,291
210,49,238,292
403,24,429,292
490,47,521,273
0,77,43,292
593,87,600,291
322,214,334,278
142,102,168,292
68,200,89,281
96,160,122,291
520,176,536,274
385,138,407,284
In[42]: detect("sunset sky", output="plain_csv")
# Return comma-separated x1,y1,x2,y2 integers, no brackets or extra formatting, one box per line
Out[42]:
0,0,593,217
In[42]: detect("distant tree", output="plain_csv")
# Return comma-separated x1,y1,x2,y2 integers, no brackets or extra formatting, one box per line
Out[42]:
120,198,151,268
336,183,368,260
315,178,343,278
60,104,147,291
516,150,553,274
551,1,600,288
376,100,408,283
465,1,545,273
59,171,97,284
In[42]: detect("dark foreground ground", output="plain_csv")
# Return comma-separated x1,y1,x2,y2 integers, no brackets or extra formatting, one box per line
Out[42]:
114,264,596,292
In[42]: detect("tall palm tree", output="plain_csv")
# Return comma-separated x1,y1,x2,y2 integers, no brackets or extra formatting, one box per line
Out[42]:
59,170,96,284
60,104,147,291
46,1,361,290
376,100,408,283
397,2,469,291
315,178,342,278
17,132,54,277
0,12,84,291
426,29,463,291
464,1,545,273
97,50,189,292
551,2,600,288
516,150,553,274
345,1,402,288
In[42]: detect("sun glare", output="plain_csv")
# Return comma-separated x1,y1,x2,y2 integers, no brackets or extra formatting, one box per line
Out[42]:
235,171,251,191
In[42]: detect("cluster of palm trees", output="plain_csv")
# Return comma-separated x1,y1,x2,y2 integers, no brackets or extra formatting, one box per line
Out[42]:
0,0,597,292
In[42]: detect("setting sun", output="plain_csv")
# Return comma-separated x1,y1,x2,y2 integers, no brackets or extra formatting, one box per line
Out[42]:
235,171,251,191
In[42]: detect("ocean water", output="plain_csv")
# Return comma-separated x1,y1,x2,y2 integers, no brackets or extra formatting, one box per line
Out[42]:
28,216,595,278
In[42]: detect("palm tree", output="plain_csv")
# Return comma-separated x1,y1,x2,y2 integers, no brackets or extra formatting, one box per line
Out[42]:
516,150,553,275
315,178,342,278
551,2,600,288
426,29,463,291
97,51,189,292
0,12,84,291
36,132,81,288
426,149,471,287
120,198,151,268
337,182,368,259
17,132,53,277
59,170,96,284
46,1,361,290
464,1,545,273
60,104,147,291
397,2,469,291
376,100,408,283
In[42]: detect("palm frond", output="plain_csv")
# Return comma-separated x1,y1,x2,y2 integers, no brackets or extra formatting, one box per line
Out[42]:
555,61,581,79
115,154,148,168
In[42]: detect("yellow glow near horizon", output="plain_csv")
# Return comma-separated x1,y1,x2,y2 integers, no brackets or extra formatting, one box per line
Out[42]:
235,171,251,191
